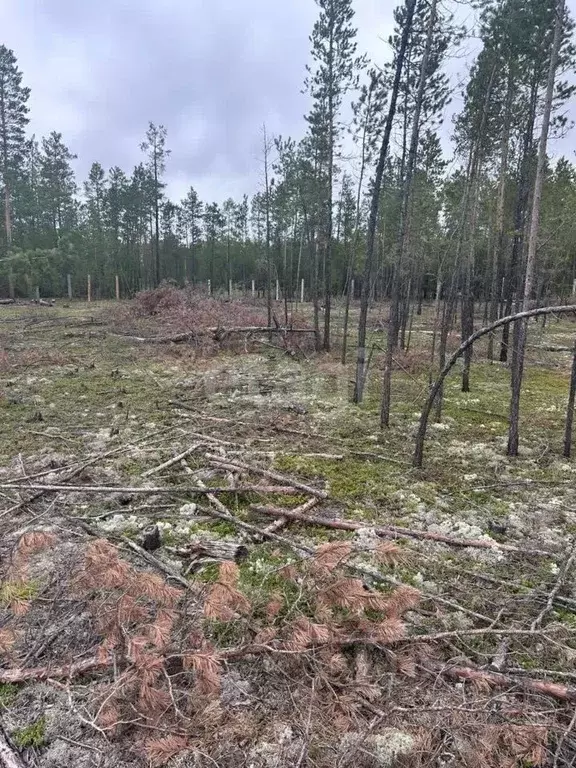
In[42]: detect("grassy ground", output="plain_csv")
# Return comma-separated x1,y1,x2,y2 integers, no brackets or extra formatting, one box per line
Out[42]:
1,298,576,767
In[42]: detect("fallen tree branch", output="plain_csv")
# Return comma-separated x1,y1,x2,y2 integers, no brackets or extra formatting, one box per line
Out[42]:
205,453,328,499
258,497,320,541
250,504,554,557
531,541,576,630
141,443,203,477
113,327,316,344
0,482,303,496
0,656,109,684
433,662,576,702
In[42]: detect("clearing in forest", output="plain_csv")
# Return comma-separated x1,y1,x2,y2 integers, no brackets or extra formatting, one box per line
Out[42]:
1,296,576,767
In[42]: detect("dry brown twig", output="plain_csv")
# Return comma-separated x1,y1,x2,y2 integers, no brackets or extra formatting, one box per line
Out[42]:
204,453,329,499
250,503,555,558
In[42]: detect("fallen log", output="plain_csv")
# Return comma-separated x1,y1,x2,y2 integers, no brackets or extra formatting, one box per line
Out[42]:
249,504,554,558
205,453,329,499
0,299,15,306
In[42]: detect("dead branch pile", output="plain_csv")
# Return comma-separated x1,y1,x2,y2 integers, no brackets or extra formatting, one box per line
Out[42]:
111,284,316,355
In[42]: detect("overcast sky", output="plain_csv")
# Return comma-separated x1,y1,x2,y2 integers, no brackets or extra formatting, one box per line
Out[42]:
0,0,574,205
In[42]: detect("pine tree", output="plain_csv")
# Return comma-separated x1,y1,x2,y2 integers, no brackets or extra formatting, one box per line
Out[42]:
39,132,77,247
204,202,225,291
0,46,29,254
180,186,203,282
140,123,170,287
306,0,362,351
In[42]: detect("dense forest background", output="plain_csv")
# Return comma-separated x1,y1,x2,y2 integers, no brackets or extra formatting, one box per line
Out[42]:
1,0,576,342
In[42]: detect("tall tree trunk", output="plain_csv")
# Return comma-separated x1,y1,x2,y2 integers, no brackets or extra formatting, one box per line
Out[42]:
381,0,437,426
499,77,539,363
487,70,513,361
460,61,497,392
263,126,273,329
353,0,418,404
507,0,566,456
154,155,160,287
323,21,335,352
342,84,372,365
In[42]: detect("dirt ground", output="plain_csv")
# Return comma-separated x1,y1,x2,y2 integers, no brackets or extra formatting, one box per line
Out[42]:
1,297,576,767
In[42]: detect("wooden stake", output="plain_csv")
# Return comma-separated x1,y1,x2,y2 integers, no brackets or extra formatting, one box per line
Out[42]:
207,279,211,295
115,274,120,301
229,279,232,297
275,279,279,302
34,286,40,303
87,274,91,303
67,273,72,300
564,338,576,458
251,279,255,298
300,278,305,303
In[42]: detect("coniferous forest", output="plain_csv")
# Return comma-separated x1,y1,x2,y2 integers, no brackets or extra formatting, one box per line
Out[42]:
2,0,575,321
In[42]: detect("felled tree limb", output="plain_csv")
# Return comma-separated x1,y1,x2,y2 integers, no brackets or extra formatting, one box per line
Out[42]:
250,504,553,557
0,656,109,684
141,443,203,477
113,327,316,344
205,453,328,499
434,662,576,702
0,482,303,496
258,497,320,541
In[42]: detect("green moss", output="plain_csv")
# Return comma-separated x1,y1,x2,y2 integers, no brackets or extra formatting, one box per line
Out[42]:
275,454,399,504
0,684,18,708
13,717,46,748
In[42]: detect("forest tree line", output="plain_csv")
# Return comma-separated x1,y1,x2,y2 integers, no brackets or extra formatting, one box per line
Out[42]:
1,0,576,367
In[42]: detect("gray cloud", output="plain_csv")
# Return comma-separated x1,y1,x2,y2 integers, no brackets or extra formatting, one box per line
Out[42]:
1,0,574,204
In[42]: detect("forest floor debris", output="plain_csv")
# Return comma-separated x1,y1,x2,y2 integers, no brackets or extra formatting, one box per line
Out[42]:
1,299,576,765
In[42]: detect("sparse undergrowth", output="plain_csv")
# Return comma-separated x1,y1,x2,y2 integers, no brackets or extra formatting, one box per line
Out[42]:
1,299,576,765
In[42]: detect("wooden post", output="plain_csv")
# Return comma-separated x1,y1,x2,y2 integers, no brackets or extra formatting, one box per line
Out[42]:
251,279,255,298
87,274,92,303
115,275,120,301
275,279,279,302
350,278,355,300
572,278,576,296
564,339,576,458
67,273,72,300
34,286,40,303
300,278,305,304
7,271,14,300
207,279,211,295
